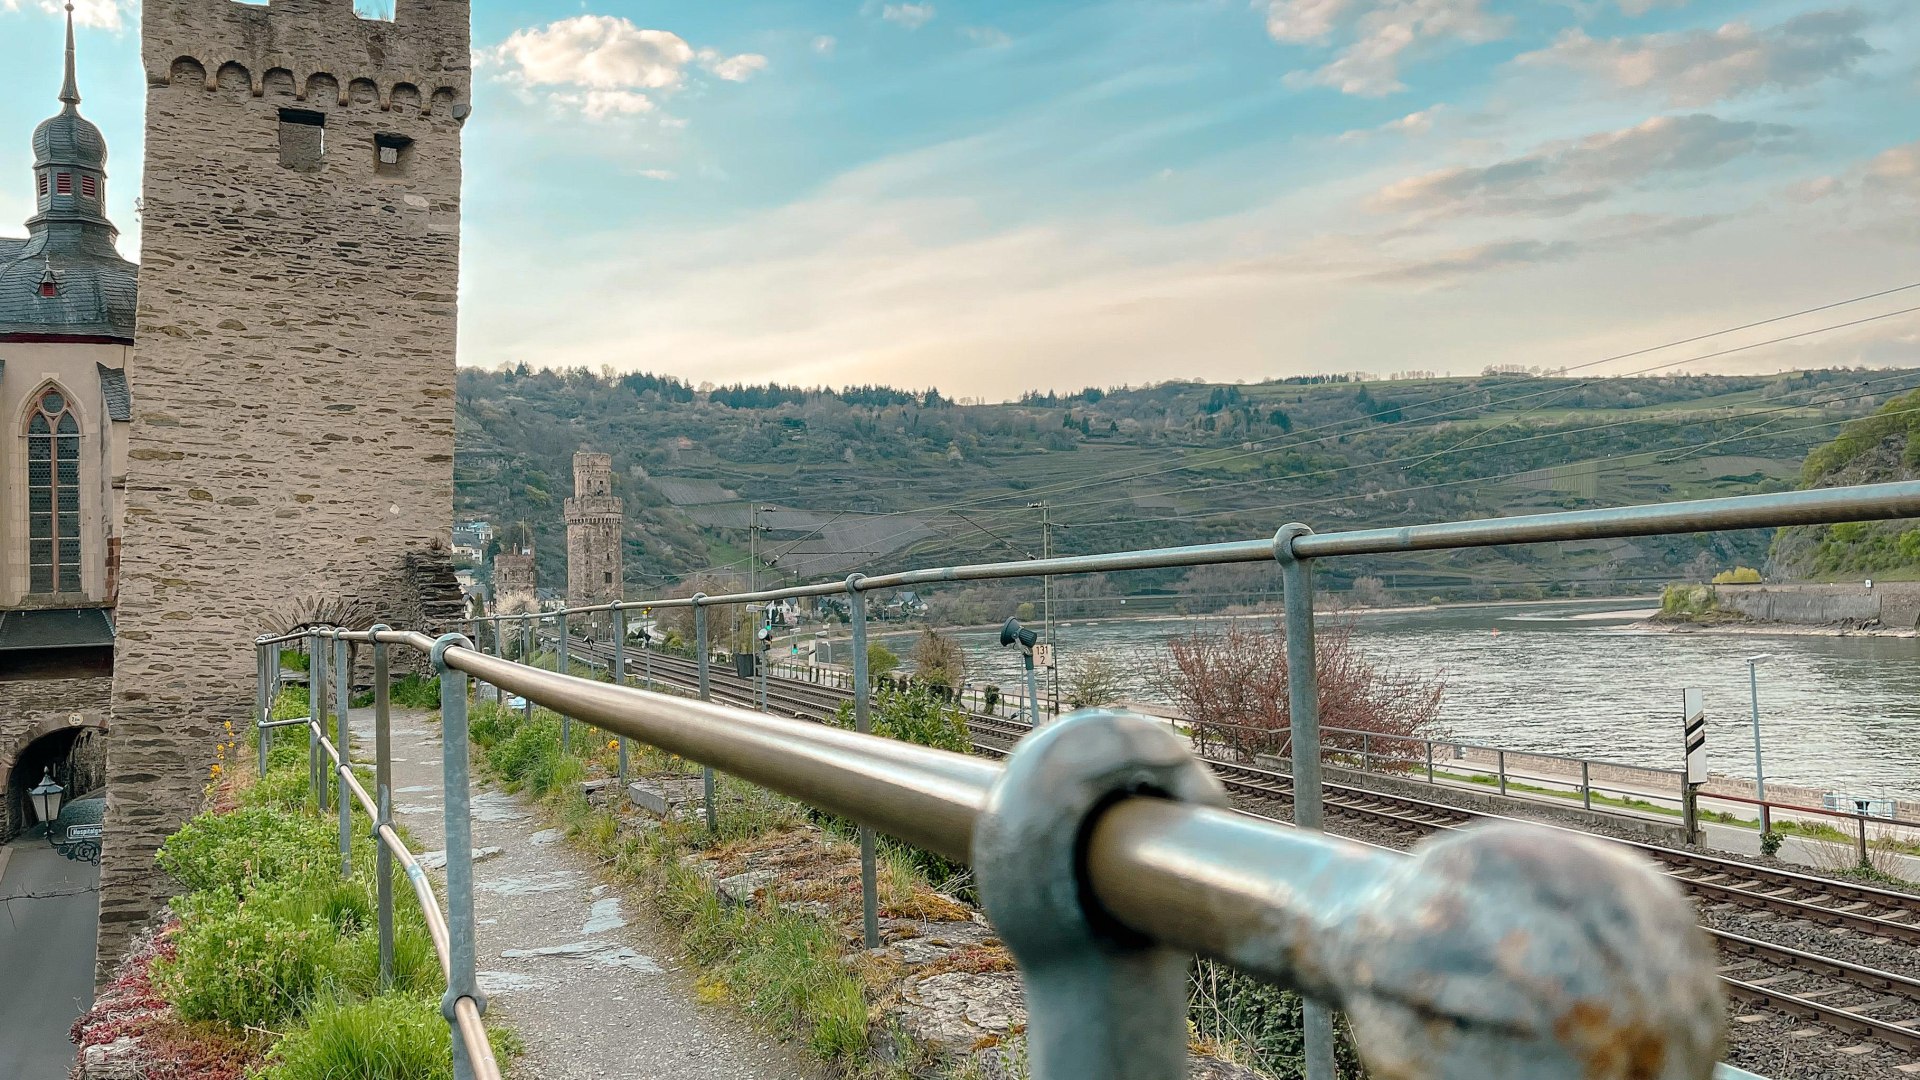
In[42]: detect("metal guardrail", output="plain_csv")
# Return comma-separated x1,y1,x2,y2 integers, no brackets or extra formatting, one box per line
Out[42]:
253,482,1920,1079
254,627,500,1080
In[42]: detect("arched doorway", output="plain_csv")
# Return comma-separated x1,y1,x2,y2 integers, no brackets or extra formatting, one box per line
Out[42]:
2,720,106,843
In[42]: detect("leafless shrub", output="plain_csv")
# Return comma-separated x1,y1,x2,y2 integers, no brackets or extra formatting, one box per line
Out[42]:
1160,618,1445,763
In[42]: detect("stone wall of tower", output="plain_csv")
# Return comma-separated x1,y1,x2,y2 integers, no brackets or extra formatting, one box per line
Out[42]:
102,0,469,975
564,451,621,627
493,551,535,612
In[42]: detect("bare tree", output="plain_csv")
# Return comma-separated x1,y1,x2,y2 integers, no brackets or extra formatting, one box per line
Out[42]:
1160,619,1445,763
1063,653,1129,709
910,628,966,695
1349,575,1390,608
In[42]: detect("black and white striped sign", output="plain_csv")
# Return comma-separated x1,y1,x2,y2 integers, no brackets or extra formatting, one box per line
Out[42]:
1682,687,1706,786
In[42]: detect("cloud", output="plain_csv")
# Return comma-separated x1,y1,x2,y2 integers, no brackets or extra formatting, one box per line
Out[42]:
1371,113,1792,217
1266,0,1506,97
1338,104,1444,142
639,169,678,182
1862,140,1920,199
812,35,837,54
1618,0,1686,14
962,26,1012,47
1517,10,1873,107
1369,238,1581,283
699,49,769,82
485,15,766,117
881,3,936,30
3,0,125,30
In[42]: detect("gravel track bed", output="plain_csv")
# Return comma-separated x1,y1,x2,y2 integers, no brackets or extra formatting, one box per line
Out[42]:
1228,793,1920,1079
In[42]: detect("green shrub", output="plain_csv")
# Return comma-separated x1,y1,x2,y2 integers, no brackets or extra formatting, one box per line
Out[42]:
258,992,452,1080
827,687,971,754
1710,566,1762,584
242,765,314,813
154,880,351,1026
156,806,337,897
484,715,563,789
1760,831,1784,857
1659,584,1716,618
390,675,442,710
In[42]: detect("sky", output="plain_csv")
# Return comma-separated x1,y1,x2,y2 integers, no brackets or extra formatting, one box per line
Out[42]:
1,0,1917,399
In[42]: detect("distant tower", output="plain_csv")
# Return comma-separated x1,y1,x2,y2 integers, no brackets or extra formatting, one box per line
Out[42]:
565,451,622,632
493,546,536,613
103,0,471,974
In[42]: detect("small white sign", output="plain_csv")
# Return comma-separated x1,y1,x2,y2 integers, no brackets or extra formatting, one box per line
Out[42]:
1682,687,1707,786
66,823,103,840
1033,643,1056,670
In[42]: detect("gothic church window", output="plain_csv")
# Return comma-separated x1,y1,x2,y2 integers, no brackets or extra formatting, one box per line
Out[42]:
27,388,82,593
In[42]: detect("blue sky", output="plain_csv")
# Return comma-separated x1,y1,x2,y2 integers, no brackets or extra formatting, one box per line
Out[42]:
3,0,1918,397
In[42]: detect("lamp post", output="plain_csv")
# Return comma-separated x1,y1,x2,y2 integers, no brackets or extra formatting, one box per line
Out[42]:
1746,654,1771,834
1000,616,1041,727
29,768,64,835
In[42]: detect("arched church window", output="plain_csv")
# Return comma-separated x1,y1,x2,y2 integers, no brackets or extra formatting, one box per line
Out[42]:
27,388,82,593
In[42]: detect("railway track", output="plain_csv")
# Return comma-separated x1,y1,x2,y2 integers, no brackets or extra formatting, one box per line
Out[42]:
542,636,1920,1055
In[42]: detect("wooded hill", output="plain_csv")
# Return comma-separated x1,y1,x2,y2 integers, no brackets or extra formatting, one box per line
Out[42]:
1771,386,1920,580
454,365,1919,613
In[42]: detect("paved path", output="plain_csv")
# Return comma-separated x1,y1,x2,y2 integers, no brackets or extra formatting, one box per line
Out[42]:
0,835,99,1079
353,706,823,1080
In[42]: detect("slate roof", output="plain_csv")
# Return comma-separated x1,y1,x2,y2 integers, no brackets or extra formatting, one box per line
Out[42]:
0,607,115,651
0,7,136,343
97,362,129,420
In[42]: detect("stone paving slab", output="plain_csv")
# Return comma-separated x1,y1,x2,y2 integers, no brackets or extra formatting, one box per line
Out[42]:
353,706,825,1080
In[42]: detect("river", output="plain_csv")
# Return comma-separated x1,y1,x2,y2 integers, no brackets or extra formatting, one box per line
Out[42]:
874,599,1920,801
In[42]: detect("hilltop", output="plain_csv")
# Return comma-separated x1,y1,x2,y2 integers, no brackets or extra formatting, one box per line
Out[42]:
1770,387,1920,580
455,366,1917,614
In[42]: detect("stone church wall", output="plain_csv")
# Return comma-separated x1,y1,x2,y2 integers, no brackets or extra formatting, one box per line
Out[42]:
102,0,469,976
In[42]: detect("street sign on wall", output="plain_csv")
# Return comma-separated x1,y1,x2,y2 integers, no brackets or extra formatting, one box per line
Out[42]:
1682,688,1707,786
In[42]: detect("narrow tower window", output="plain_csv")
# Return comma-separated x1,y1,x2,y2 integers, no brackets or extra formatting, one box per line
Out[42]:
55,173,72,194
81,175,97,199
37,174,48,195
374,132,414,177
27,388,83,594
278,108,327,172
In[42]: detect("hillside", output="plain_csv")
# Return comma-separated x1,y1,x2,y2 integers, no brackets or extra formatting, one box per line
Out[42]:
1770,387,1920,580
454,366,1918,614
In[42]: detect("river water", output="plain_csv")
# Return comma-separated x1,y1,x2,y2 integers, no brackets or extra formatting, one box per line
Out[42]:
876,599,1920,801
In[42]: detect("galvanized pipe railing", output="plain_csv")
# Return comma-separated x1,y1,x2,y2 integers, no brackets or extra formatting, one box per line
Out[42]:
254,627,500,1080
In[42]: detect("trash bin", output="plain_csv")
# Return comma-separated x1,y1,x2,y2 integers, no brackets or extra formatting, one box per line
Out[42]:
734,653,758,678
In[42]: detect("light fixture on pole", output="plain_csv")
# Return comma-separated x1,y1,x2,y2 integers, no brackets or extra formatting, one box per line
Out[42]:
1745,654,1771,834
1000,616,1041,727
29,768,64,833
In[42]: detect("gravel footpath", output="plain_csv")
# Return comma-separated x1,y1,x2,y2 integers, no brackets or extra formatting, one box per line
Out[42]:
357,706,825,1080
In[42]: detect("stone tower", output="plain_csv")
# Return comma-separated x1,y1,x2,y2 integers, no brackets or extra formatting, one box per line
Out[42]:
102,0,470,973
565,451,622,632
492,547,536,613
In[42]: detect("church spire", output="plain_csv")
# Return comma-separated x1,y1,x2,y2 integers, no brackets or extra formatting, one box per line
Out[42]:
59,2,80,109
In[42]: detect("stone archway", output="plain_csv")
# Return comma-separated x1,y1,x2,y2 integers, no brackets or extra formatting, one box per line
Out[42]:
1,713,109,842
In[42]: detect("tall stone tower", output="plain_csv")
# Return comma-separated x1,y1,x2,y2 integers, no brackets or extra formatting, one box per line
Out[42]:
102,0,470,973
492,547,536,613
565,451,622,633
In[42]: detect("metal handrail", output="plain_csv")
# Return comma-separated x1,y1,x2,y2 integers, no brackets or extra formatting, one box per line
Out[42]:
416,638,1724,1079
255,629,501,1080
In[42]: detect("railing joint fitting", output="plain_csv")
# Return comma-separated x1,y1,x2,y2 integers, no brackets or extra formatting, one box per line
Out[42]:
430,632,473,673
1272,521,1313,565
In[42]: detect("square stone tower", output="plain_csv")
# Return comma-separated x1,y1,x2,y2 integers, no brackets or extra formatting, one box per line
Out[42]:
565,451,622,633
492,549,536,613
102,0,470,973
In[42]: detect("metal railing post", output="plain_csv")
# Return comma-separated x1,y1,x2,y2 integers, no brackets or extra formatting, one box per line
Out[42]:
847,575,880,950
557,610,571,754
1858,813,1870,868
335,634,352,878
694,596,716,832
431,634,487,1080
612,604,628,782
520,617,533,724
1425,738,1434,783
311,630,327,815
1582,760,1593,810
1497,750,1508,797
1361,731,1371,772
371,625,395,989
255,640,270,777
1274,523,1334,1080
